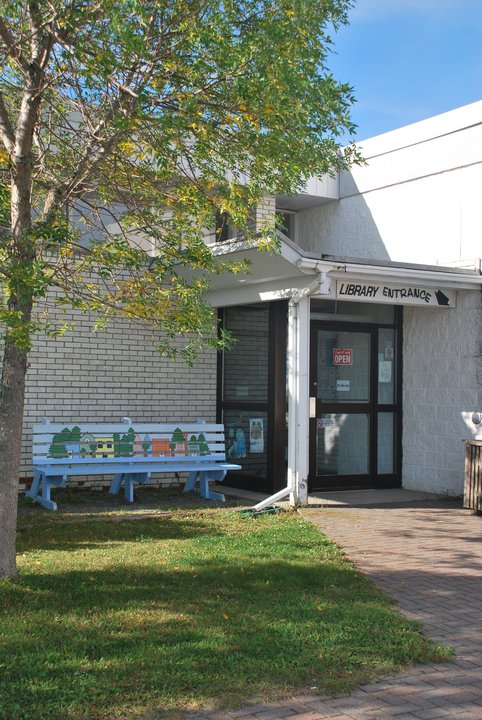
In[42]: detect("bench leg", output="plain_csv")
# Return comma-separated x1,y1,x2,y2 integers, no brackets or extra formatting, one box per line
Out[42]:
109,474,123,496
109,472,149,502
200,472,226,502
124,474,135,503
183,471,198,494
184,470,226,502
40,475,59,511
26,471,65,511
124,473,150,502
25,470,42,503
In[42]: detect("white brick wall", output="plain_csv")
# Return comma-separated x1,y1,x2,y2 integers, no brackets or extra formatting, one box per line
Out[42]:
19,305,217,483
402,289,482,495
251,194,276,231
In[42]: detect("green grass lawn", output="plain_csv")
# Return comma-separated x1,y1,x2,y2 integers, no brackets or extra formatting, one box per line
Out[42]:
1,507,449,720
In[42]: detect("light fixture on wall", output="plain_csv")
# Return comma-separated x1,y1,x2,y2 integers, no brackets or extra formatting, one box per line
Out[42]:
472,411,482,425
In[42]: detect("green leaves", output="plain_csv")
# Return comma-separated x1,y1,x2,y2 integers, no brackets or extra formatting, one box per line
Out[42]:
0,0,358,358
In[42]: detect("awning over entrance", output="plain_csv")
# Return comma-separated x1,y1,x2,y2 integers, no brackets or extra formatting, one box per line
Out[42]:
204,237,482,511
205,237,482,308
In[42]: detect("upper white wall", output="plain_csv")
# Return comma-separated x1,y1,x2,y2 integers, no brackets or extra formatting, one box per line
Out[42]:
297,101,482,266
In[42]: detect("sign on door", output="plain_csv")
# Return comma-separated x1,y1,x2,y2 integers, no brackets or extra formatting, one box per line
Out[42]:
333,348,353,366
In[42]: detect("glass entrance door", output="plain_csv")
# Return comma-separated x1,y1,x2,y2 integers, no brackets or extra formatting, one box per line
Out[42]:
309,319,401,490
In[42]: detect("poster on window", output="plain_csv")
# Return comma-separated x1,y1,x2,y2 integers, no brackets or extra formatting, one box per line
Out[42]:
378,360,392,383
249,418,264,453
226,422,247,459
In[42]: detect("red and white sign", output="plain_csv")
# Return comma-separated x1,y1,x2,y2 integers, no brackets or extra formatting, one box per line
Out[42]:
333,348,353,366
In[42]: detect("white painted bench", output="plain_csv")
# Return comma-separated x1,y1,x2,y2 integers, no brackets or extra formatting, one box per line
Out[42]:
27,417,241,511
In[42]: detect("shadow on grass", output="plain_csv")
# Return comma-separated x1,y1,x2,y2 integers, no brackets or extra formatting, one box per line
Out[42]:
17,513,225,551
1,515,448,720
18,485,242,516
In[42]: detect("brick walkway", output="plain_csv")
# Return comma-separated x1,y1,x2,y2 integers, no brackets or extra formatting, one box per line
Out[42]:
184,496,482,720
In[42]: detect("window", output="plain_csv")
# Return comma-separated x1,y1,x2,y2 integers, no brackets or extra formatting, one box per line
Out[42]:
218,301,288,493
215,212,239,242
276,210,296,241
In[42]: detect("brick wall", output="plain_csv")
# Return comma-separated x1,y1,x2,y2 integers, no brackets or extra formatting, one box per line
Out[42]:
249,195,276,234
16,304,217,487
402,289,482,495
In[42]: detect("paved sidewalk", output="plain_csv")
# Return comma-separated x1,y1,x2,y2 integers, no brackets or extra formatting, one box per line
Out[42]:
184,493,482,720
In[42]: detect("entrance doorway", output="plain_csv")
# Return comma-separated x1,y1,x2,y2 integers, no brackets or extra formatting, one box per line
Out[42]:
309,302,402,491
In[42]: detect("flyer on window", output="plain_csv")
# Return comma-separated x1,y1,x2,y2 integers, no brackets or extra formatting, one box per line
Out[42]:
249,418,264,453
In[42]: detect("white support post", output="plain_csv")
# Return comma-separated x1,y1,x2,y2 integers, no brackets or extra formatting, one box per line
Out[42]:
287,300,297,501
254,272,327,513
287,295,310,506
296,295,310,505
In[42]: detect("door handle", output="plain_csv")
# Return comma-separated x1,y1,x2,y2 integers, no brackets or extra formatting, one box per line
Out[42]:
309,397,316,418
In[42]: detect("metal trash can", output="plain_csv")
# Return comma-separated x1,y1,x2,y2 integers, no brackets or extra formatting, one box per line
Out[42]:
463,439,482,512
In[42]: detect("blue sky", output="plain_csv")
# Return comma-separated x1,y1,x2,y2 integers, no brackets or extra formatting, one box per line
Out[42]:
329,0,482,140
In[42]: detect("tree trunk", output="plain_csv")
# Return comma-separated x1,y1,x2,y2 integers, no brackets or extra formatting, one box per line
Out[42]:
0,7,52,578
0,154,35,579
0,338,30,579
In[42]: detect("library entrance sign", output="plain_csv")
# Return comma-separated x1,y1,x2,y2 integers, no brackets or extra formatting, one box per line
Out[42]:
336,281,455,308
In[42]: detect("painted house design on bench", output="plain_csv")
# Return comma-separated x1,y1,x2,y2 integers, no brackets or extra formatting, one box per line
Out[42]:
47,427,211,460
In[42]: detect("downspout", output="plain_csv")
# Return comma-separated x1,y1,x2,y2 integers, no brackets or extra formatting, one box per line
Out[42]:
252,270,331,512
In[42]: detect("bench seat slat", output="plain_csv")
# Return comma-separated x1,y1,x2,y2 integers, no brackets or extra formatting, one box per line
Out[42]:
33,453,228,466
32,423,225,435
33,462,240,477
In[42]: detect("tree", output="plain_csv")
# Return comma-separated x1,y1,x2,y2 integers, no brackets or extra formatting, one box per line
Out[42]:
0,0,359,578
198,433,210,456
48,431,68,459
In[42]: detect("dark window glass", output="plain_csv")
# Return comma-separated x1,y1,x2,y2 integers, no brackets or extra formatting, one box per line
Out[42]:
223,305,269,403
311,299,395,324
276,210,296,240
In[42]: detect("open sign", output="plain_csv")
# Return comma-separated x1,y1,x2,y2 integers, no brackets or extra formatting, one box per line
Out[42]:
333,348,353,365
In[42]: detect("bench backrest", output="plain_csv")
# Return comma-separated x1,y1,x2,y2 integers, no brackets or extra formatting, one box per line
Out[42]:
32,419,227,464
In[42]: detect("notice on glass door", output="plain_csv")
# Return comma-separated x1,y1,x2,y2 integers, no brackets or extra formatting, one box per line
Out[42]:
249,418,264,453
333,348,353,365
318,416,336,429
336,379,350,392
378,361,392,383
